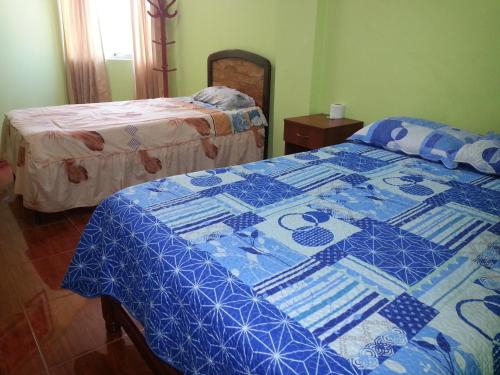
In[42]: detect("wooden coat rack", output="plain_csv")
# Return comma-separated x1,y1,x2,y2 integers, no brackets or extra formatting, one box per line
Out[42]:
146,0,177,97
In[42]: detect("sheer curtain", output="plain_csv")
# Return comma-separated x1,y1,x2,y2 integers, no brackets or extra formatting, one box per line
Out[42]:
59,0,111,104
130,0,163,99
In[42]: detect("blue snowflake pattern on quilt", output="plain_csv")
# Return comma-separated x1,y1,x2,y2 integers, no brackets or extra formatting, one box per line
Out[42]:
63,141,499,374
309,151,390,172
322,218,457,286
223,174,303,208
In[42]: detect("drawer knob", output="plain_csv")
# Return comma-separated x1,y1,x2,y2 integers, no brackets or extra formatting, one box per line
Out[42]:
296,133,309,138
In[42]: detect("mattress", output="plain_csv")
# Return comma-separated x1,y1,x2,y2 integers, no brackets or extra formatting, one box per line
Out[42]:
0,97,267,212
63,142,500,374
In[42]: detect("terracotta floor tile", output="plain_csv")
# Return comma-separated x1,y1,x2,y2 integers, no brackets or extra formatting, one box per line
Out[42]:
10,251,75,305
0,277,23,333
49,337,153,375
0,205,31,266
8,198,66,230
22,221,82,262
0,202,155,374
65,207,94,233
26,294,122,367
0,286,47,375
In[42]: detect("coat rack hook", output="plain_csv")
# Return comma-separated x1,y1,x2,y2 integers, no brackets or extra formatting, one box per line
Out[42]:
164,0,177,18
146,0,160,12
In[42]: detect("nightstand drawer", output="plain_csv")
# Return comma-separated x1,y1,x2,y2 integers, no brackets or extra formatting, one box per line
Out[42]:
284,121,324,149
283,114,364,155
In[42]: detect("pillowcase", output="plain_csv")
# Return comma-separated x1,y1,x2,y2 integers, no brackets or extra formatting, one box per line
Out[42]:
348,117,479,168
484,131,500,141
192,86,255,110
454,136,500,175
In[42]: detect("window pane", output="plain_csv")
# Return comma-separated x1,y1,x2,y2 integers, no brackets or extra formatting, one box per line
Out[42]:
98,0,133,59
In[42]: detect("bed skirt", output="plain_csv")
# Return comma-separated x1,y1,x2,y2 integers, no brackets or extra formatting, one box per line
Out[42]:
3,129,264,212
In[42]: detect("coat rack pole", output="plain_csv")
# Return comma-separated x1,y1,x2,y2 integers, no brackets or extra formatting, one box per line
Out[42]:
159,1,169,97
148,0,177,98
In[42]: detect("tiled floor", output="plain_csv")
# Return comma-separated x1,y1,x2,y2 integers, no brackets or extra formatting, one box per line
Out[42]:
0,196,154,374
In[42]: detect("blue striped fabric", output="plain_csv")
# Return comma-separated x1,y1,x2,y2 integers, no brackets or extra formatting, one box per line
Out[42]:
63,142,500,374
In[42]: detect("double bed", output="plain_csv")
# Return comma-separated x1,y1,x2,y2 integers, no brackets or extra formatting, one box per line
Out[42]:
0,50,271,213
62,140,500,374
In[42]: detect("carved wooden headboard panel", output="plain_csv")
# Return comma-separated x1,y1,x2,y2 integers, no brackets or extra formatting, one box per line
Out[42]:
207,50,272,157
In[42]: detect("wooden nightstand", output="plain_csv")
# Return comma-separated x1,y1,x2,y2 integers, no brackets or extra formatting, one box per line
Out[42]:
284,114,364,155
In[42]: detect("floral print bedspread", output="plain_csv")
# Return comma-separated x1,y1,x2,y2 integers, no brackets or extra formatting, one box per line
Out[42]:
0,97,266,212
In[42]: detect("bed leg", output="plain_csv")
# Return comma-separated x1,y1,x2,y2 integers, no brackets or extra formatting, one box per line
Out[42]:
101,296,122,335
34,211,43,225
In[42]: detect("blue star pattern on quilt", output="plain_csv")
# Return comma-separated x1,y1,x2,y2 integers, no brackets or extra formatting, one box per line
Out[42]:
224,174,303,208
63,142,500,374
323,218,457,286
308,151,390,172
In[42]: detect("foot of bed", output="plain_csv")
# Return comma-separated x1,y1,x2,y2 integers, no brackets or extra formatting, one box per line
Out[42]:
101,296,122,335
99,295,182,374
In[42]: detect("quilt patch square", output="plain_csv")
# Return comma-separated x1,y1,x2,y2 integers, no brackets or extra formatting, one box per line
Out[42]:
339,173,370,186
401,158,480,184
310,151,390,172
322,142,377,155
379,293,438,339
121,179,192,207
425,182,500,216
169,168,244,192
223,212,265,231
240,156,303,176
224,174,303,208
197,228,307,286
330,218,456,286
328,314,405,371
255,201,361,257
489,222,500,236
482,178,500,192
401,203,495,251
276,164,345,192
150,196,236,235
320,184,418,222
314,245,347,265
368,172,451,202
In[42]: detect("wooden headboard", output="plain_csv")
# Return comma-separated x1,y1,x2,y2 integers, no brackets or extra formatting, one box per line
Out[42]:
207,50,272,157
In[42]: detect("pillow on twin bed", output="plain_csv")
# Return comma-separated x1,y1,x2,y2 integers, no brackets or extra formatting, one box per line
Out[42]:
454,137,500,175
192,86,255,110
348,117,479,169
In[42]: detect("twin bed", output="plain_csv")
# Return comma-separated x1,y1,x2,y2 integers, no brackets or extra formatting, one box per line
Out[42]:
0,50,271,213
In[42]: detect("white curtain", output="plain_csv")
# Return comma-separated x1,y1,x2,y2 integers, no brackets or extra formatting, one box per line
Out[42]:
130,0,163,99
59,0,111,104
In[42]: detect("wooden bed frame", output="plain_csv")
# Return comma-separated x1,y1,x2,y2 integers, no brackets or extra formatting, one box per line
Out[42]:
100,49,272,374
102,296,181,374
208,49,272,158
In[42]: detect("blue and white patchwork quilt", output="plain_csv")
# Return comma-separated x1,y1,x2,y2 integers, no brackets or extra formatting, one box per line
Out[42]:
63,142,500,375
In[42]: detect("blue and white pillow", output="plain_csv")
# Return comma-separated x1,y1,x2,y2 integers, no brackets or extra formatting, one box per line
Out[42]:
485,131,500,141
454,136,500,175
192,86,255,110
348,117,479,169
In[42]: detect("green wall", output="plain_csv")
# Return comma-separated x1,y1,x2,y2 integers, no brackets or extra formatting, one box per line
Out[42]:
169,0,318,156
106,59,135,101
0,0,133,117
0,0,67,116
171,0,500,155
311,0,500,135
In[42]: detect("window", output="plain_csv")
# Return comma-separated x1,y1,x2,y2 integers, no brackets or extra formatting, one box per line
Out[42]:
98,0,133,60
